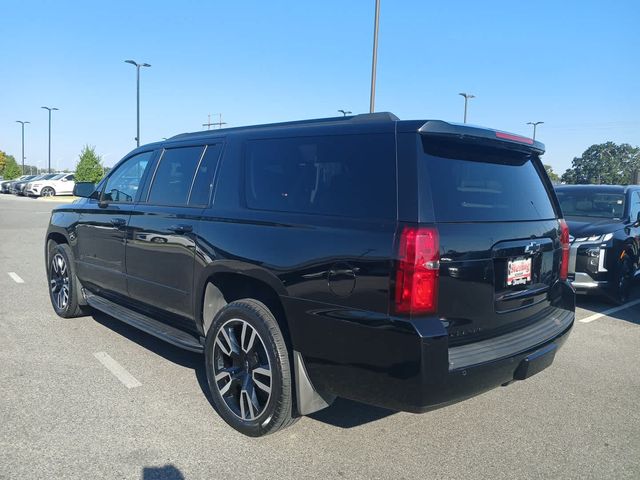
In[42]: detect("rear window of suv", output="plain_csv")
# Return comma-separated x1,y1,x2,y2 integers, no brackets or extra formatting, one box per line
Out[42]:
419,138,556,222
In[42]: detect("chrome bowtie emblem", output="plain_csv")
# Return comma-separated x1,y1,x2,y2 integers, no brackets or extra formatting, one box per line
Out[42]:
524,241,541,254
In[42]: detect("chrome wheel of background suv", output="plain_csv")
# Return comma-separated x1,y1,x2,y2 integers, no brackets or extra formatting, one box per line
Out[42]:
213,318,272,420
50,253,69,310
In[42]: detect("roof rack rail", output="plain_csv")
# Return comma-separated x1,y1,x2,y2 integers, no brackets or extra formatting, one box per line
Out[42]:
168,112,399,140
350,112,399,122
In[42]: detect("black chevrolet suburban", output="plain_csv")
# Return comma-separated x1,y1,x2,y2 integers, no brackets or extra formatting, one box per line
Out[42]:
46,113,575,436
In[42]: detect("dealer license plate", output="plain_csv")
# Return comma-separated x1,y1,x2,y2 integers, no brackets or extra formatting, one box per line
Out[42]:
506,257,532,286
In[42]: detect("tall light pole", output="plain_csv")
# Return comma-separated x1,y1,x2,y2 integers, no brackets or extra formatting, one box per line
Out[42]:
338,109,352,117
41,107,59,173
458,93,475,123
15,120,30,175
125,59,151,147
527,121,544,141
369,0,381,113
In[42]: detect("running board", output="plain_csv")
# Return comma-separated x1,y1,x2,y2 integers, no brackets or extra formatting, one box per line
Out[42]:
85,294,204,353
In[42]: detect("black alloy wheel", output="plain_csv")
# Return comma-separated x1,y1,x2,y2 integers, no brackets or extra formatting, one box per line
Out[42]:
213,318,273,420
47,243,86,318
204,299,296,436
50,253,70,311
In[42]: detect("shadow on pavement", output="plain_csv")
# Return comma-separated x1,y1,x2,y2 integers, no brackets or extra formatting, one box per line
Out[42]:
576,290,640,325
90,310,398,429
309,397,396,428
90,311,217,410
142,464,185,480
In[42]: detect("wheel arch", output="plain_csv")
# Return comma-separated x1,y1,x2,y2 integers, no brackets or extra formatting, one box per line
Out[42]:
196,263,289,340
45,231,69,262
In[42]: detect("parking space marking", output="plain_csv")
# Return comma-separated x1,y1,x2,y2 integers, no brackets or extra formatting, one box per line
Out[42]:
94,352,142,389
579,298,640,323
7,272,25,284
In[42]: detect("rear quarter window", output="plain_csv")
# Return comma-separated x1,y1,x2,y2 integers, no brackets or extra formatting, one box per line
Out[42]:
419,139,556,222
244,133,396,219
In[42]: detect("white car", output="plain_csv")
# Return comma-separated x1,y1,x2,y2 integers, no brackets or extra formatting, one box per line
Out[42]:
26,173,76,197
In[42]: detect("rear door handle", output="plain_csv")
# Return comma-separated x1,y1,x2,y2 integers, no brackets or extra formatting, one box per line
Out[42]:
110,218,126,229
168,224,193,234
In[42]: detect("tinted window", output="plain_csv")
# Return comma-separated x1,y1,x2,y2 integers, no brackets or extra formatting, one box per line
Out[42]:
420,139,556,222
631,192,640,221
245,134,396,219
188,144,222,206
103,151,154,203
555,189,625,219
148,146,204,206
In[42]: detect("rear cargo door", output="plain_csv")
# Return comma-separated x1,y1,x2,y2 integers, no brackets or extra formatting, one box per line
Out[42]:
417,135,563,345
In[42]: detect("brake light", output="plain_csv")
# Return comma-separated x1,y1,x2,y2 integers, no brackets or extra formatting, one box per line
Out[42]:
559,219,570,280
394,226,439,315
495,131,534,145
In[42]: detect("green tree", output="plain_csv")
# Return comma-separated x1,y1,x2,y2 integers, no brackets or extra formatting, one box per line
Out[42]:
561,142,640,184
544,164,560,183
75,145,104,183
0,150,18,177
2,154,22,179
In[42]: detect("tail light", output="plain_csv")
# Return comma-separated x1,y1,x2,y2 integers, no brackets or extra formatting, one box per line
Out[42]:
559,219,570,280
394,226,440,315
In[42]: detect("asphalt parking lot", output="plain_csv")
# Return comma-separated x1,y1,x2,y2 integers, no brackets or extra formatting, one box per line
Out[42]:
1,193,639,480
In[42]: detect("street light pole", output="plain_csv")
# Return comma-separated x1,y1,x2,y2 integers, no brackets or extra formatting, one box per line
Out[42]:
526,121,544,141
458,93,475,123
338,109,352,117
15,120,30,175
369,0,381,113
125,60,151,147
41,107,59,173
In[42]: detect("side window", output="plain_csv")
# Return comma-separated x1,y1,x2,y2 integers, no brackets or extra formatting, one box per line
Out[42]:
66,174,75,181
147,146,204,206
629,192,640,221
189,144,222,206
244,134,396,219
102,151,154,203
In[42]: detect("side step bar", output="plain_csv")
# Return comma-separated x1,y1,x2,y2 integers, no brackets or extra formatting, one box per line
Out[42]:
86,294,204,353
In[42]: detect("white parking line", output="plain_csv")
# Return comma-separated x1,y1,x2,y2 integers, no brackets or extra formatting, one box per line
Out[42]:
94,352,142,389
7,272,25,284
579,298,640,323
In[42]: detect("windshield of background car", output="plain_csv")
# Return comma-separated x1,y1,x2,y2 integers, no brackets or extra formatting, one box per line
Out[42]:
50,174,65,180
555,190,625,219
418,138,556,222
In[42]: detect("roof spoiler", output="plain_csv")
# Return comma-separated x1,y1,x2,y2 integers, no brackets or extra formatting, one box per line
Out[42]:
418,120,545,155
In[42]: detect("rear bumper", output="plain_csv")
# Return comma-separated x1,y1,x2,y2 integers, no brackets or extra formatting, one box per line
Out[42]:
409,312,573,412
289,281,575,413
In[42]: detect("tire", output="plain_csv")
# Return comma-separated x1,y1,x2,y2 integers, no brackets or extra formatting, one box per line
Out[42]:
41,187,56,197
47,243,86,318
204,299,297,437
614,257,633,305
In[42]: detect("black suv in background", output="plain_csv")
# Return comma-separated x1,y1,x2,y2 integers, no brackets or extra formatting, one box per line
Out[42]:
46,113,575,436
555,184,640,302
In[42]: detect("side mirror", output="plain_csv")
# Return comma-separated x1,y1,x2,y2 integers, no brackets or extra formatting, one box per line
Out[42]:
73,182,96,198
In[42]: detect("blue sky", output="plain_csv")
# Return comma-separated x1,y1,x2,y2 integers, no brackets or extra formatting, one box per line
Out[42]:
1,0,638,174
